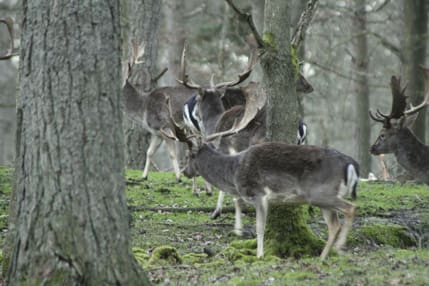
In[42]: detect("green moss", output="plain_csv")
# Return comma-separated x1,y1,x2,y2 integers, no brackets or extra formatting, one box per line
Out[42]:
132,247,149,267
148,245,182,265
290,45,300,78
264,204,325,258
262,32,276,50
350,224,417,248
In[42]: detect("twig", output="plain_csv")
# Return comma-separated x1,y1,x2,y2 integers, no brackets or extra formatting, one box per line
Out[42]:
128,205,255,214
291,0,319,49
224,0,265,48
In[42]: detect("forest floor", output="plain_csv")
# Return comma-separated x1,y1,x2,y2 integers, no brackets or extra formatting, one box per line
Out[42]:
0,167,429,285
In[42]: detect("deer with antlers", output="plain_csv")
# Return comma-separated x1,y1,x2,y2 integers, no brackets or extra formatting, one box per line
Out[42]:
369,68,429,184
122,40,213,194
165,89,359,259
179,44,312,226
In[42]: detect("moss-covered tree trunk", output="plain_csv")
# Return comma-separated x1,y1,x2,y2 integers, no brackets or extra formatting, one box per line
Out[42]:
352,0,371,177
6,1,149,284
261,0,323,258
402,0,427,143
123,0,162,169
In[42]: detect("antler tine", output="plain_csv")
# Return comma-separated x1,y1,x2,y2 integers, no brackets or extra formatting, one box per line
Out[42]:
214,47,259,89
404,66,429,116
0,17,14,60
369,110,386,123
205,82,266,142
176,41,201,90
389,76,407,119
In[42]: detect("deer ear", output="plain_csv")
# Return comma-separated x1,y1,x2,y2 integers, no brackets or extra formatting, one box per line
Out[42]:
400,113,418,129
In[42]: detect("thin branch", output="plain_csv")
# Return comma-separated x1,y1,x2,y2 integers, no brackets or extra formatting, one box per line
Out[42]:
224,0,265,48
367,30,402,61
184,3,207,19
291,0,319,49
307,59,386,89
128,205,255,214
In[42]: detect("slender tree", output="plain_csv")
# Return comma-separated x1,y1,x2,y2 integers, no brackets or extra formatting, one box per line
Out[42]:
6,1,149,284
123,0,162,169
402,0,427,143
352,0,371,177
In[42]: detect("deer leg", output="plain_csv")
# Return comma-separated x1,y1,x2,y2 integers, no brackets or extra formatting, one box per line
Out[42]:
211,191,225,219
233,197,243,236
255,195,268,258
191,177,199,195
142,135,162,180
320,208,341,260
334,203,357,252
204,180,213,196
164,138,181,182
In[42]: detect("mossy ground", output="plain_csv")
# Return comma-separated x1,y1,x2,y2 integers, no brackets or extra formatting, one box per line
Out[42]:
1,167,428,285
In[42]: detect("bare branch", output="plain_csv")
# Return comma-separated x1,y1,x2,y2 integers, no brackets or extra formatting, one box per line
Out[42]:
368,30,402,60
224,0,265,49
291,0,319,49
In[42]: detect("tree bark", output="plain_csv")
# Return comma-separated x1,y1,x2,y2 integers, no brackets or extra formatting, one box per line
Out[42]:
123,0,162,169
261,0,323,257
6,1,149,284
352,0,371,177
402,0,427,142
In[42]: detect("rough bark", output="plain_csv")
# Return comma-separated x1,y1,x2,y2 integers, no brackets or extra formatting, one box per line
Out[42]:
352,0,371,177
402,0,427,142
123,0,162,169
261,0,323,257
6,1,149,284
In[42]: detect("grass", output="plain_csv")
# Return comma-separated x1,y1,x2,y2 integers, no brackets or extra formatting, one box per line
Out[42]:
0,167,428,285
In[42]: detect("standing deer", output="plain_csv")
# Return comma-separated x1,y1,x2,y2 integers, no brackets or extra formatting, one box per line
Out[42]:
179,44,313,227
369,70,429,184
122,41,211,194
166,95,359,259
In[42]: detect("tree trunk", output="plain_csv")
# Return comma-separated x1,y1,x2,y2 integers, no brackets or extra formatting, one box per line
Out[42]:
261,0,323,257
352,0,371,177
6,1,149,284
123,0,162,169
402,0,427,142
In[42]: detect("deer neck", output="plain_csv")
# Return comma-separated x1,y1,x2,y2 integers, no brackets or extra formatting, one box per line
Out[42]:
394,128,429,183
194,144,241,194
123,81,147,121
201,98,224,135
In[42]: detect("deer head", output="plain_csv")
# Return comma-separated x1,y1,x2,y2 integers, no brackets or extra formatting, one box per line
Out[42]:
0,17,14,60
369,69,429,155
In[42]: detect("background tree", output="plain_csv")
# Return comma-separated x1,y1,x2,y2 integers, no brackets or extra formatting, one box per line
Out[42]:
352,0,371,177
401,0,427,142
6,1,149,284
122,0,162,169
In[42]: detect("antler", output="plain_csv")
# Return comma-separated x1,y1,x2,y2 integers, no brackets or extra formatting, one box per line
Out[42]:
213,47,258,89
176,42,201,89
177,41,258,90
205,82,266,141
403,66,429,116
0,17,14,60
369,75,408,126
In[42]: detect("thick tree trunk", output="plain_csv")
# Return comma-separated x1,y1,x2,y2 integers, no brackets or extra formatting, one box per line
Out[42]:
123,0,162,169
6,1,149,284
402,0,427,143
261,0,323,257
352,0,371,177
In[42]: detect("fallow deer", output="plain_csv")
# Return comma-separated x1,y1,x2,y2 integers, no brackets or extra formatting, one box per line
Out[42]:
122,40,211,194
369,69,429,184
165,94,359,259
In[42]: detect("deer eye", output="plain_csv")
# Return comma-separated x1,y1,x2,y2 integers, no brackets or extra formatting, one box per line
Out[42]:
379,134,385,140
